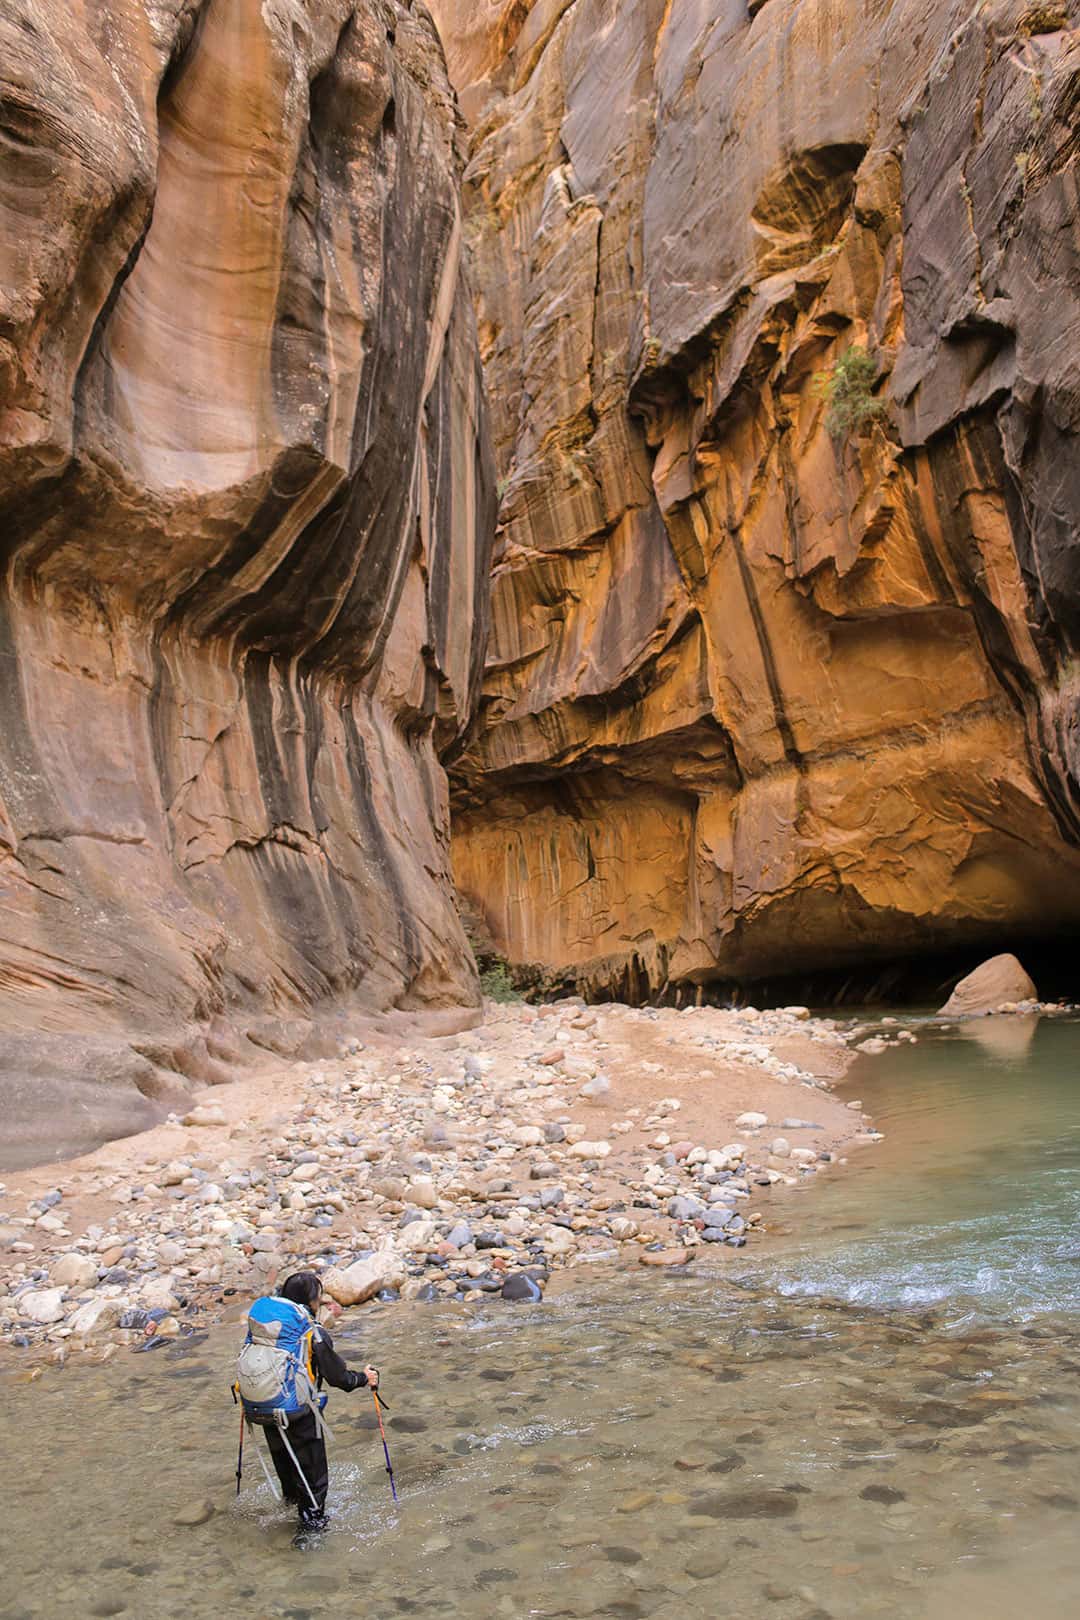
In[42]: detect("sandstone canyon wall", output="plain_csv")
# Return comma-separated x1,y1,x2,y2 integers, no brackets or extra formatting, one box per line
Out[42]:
0,0,494,1160
435,0,1080,997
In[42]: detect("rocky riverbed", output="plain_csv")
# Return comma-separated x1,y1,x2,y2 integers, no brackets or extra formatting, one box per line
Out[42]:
0,998,887,1363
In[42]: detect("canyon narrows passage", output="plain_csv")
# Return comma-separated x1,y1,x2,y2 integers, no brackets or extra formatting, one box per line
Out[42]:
1,1,1080,1617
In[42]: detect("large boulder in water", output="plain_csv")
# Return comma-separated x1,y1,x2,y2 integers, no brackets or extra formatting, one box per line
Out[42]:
939,954,1038,1016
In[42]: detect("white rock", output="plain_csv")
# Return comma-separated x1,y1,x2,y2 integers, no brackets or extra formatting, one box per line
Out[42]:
511,1126,544,1148
19,1287,67,1323
770,1138,791,1159
50,1253,98,1291
568,1139,611,1159
139,1277,179,1311
69,1297,126,1339
541,1224,577,1255
160,1162,192,1186
400,1218,438,1252
610,1216,639,1240
735,1112,768,1130
321,1247,407,1307
409,1178,438,1209
790,1147,817,1165
182,1105,226,1128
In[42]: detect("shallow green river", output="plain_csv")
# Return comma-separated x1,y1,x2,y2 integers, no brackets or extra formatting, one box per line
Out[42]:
4,1016,1080,1620
764,1014,1080,1320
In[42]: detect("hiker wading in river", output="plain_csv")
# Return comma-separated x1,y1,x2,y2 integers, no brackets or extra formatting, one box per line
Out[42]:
235,1270,379,1543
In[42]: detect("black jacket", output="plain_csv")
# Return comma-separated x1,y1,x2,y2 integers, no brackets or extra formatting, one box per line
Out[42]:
311,1324,369,1393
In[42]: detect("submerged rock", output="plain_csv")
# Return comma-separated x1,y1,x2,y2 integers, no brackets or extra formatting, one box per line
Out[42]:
174,1500,215,1527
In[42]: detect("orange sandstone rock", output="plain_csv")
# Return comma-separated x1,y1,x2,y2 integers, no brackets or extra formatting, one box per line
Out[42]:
0,1,495,1162
436,0,1080,997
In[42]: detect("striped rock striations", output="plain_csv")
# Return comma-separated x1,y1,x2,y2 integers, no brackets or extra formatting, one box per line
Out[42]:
435,0,1080,996
0,0,494,1160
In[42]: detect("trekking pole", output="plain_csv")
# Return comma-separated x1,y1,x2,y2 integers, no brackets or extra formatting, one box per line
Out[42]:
371,1387,398,1504
236,1402,245,1495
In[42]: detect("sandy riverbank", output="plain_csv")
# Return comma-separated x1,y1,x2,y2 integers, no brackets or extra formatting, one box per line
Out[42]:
0,998,882,1364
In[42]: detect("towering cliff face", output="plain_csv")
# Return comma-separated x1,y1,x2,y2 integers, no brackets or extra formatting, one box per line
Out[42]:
0,0,494,1158
435,0,1080,997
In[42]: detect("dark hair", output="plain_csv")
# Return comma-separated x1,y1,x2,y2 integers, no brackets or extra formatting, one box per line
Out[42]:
280,1270,322,1312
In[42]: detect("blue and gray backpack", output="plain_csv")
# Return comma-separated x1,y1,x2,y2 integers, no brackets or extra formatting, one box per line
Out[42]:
235,1295,328,1430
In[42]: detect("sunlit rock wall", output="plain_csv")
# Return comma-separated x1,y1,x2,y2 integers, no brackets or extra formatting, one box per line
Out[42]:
435,0,1080,996
0,0,494,1157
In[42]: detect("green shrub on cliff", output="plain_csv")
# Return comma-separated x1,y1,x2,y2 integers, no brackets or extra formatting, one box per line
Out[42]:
817,345,888,444
479,962,522,1002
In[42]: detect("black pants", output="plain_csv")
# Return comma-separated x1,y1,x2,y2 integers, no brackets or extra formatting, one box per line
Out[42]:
263,1411,329,1523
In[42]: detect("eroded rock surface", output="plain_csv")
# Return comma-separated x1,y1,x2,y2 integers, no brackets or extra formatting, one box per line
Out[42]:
436,0,1080,995
0,0,494,1161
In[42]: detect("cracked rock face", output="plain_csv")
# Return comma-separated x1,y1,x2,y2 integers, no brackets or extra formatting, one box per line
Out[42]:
435,0,1080,997
0,0,494,1162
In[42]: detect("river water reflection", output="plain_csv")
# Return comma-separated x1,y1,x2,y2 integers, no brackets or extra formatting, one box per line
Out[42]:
3,1017,1080,1619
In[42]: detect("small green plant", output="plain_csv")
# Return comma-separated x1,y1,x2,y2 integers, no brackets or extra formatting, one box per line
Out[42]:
816,345,888,444
479,962,522,1003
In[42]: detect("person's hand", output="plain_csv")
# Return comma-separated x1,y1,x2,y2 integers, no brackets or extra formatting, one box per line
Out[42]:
364,1364,379,1388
